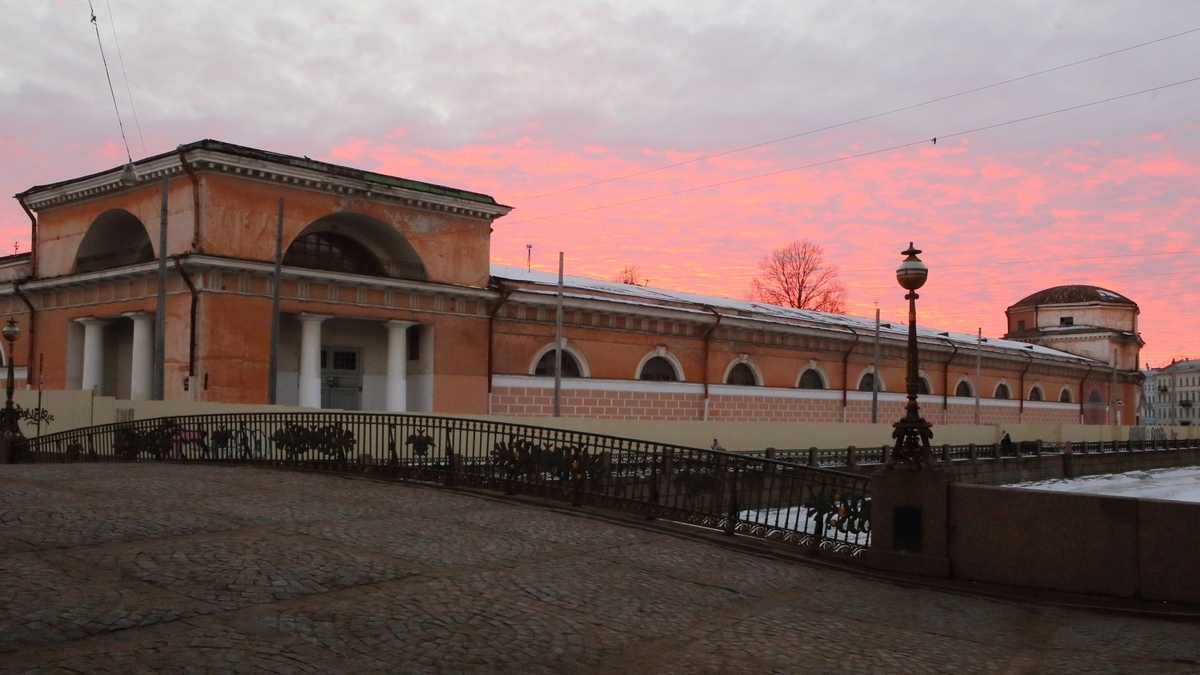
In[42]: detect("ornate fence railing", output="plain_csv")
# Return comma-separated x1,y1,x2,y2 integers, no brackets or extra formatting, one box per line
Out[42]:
746,437,1200,471
12,412,871,557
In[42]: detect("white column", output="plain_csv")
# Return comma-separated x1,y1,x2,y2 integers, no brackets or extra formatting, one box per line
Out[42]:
298,314,330,408
125,312,154,401
77,317,110,392
385,321,415,412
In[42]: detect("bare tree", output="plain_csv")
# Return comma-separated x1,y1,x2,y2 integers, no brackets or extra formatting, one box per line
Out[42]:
612,264,648,286
748,240,847,313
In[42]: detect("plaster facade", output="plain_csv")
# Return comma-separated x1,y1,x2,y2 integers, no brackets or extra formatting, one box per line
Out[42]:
1141,359,1200,427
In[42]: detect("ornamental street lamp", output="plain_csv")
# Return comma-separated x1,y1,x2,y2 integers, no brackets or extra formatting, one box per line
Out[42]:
890,243,935,468
2,319,22,438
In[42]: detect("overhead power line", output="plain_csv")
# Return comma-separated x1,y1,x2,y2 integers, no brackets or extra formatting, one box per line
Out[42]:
512,26,1200,203
848,267,1197,293
503,74,1200,226
87,0,133,164
839,247,1200,275
105,0,147,158
719,248,1200,286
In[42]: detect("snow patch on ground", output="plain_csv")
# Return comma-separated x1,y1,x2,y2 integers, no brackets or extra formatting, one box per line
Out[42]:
1009,467,1200,503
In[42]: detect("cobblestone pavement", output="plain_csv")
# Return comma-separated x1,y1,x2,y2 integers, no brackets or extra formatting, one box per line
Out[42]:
2,464,1198,674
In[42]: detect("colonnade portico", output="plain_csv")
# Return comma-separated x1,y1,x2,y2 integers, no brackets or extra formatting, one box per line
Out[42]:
296,313,421,412
75,312,155,400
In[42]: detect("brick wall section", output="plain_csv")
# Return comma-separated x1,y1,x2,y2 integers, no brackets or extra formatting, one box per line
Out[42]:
707,395,855,422
489,387,706,421
492,385,1081,425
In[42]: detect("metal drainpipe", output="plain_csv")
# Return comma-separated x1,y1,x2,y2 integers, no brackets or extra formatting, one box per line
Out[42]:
1018,350,1033,421
13,282,36,373
17,195,37,279
840,326,860,423
172,257,199,379
177,147,202,252
700,306,722,421
1079,363,1093,424
486,282,512,412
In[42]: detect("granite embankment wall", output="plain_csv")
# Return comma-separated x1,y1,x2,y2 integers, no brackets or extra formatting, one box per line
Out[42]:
949,485,1200,604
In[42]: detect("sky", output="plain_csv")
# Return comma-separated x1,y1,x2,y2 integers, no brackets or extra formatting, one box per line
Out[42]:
1,1,1198,367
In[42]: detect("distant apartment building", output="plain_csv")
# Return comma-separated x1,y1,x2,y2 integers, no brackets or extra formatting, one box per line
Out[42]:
0,140,1145,424
1141,359,1200,426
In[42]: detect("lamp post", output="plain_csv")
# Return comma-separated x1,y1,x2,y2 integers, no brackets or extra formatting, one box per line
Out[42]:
890,243,935,468
2,319,22,438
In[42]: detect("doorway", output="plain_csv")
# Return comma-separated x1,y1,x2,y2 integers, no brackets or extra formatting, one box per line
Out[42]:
321,347,362,410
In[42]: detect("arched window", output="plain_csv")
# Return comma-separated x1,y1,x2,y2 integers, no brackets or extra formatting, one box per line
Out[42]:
1060,388,1073,403
917,378,932,395
858,372,877,392
284,232,386,277
1088,389,1103,404
726,363,757,386
1029,386,1044,402
534,350,581,378
995,383,1011,400
955,381,974,398
798,369,825,390
639,356,679,382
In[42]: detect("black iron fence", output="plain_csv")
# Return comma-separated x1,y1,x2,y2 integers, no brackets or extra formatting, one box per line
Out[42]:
747,437,1200,471
13,412,871,557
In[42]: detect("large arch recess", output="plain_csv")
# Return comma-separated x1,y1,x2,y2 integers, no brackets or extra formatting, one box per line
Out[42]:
74,209,154,273
286,212,427,281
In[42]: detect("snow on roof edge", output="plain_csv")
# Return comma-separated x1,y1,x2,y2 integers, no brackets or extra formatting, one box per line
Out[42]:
491,264,1096,364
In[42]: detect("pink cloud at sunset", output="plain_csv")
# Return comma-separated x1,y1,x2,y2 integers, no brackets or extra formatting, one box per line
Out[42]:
320,128,1200,367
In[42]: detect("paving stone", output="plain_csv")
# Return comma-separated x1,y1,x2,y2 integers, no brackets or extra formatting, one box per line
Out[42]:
264,580,597,674
0,463,1197,674
0,500,240,554
0,553,213,652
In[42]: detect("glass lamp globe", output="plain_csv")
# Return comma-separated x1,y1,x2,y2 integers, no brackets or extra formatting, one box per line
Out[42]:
1,319,19,344
896,242,928,292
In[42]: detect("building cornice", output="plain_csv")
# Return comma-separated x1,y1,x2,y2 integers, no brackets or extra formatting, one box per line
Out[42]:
13,254,498,302
18,143,513,222
1021,329,1145,348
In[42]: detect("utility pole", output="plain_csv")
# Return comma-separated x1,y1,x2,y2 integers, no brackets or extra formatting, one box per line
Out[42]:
871,306,880,423
267,199,284,404
553,252,564,417
152,174,168,400
974,328,982,425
